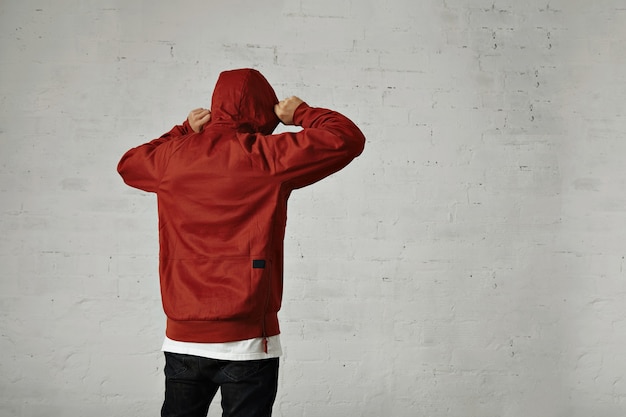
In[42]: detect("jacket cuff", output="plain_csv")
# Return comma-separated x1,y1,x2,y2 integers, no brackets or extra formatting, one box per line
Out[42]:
182,119,192,133
292,102,310,126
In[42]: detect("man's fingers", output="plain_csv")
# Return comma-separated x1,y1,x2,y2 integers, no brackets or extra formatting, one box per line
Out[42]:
190,109,211,124
274,96,303,125
191,108,210,116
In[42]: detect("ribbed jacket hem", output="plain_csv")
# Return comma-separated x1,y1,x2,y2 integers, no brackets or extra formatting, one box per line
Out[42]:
165,314,280,343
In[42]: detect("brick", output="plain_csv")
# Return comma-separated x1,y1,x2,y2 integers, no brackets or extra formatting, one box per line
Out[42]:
2,1,626,416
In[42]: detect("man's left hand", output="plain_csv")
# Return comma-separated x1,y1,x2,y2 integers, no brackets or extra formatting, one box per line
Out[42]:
188,108,212,133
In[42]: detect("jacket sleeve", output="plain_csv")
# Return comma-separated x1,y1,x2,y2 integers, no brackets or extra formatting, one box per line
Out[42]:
259,103,365,189
160,119,194,139
117,119,192,192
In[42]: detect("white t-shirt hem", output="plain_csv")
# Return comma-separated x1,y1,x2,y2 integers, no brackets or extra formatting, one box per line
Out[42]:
162,335,282,361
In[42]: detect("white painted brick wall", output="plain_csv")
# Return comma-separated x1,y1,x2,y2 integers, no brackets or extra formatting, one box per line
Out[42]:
1,1,625,416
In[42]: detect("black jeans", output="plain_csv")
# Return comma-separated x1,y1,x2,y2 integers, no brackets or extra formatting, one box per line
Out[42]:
161,352,279,417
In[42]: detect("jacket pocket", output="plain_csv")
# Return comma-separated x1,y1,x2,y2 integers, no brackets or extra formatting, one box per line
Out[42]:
160,256,269,321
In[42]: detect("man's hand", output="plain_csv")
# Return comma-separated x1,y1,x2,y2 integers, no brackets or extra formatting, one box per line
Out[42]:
274,96,304,125
188,108,212,133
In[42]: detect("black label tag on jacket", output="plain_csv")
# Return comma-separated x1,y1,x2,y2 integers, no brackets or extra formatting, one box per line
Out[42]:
252,259,266,269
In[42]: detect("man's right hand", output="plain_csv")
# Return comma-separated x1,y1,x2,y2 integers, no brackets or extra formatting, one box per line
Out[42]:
188,108,212,133
274,96,304,125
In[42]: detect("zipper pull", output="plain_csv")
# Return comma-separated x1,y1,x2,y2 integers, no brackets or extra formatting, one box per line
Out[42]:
263,337,268,354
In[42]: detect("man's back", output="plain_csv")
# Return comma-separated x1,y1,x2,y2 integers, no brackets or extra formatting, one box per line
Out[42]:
118,68,365,417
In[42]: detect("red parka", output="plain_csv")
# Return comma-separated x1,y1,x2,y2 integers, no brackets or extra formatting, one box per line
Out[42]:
118,68,365,343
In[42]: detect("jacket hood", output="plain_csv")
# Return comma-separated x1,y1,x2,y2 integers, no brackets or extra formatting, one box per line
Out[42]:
210,68,280,135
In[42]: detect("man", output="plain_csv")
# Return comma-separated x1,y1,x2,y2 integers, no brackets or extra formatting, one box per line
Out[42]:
117,68,365,417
